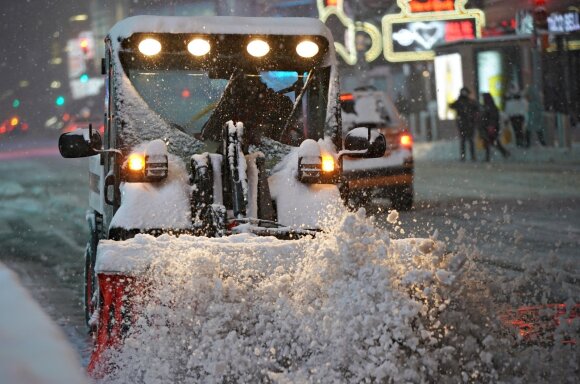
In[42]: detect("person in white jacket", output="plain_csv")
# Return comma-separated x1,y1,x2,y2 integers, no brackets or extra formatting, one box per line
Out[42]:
504,92,528,147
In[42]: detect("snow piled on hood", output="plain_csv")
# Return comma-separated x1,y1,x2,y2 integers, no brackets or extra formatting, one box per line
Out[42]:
94,210,517,383
110,153,191,230
268,142,342,228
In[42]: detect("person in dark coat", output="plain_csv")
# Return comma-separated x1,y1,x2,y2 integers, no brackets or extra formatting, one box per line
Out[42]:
504,91,528,147
449,87,479,161
480,93,510,161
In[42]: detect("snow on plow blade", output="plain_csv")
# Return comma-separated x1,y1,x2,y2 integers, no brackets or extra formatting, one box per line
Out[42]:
86,212,484,383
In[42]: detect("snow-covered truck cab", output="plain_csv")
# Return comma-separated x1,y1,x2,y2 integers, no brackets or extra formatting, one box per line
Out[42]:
340,87,414,210
57,16,386,372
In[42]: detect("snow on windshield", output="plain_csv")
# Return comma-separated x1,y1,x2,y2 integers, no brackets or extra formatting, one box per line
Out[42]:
115,68,204,159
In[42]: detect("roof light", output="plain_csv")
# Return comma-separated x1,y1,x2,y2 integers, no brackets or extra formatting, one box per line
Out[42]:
127,153,145,172
321,155,335,173
296,40,319,58
187,38,211,56
247,39,270,57
138,38,161,56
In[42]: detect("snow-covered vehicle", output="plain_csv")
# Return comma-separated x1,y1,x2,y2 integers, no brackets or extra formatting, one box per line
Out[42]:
57,16,386,373
340,87,414,210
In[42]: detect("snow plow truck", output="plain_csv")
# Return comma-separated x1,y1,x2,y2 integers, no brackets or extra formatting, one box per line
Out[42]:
57,16,387,373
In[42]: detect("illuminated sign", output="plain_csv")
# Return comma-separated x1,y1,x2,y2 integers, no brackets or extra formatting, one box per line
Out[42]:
316,0,382,65
434,53,463,120
383,0,485,62
477,50,504,109
548,12,580,33
409,0,455,13
392,19,475,52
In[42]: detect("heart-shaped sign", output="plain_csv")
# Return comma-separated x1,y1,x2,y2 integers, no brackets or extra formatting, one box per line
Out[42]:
409,22,445,49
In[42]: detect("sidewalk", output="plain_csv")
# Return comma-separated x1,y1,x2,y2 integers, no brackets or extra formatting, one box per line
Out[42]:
414,139,580,164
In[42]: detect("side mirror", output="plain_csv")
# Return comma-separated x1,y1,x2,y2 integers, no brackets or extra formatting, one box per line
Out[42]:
343,127,386,159
58,125,102,158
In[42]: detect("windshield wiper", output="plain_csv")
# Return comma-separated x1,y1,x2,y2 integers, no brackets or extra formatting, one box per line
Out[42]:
280,68,315,139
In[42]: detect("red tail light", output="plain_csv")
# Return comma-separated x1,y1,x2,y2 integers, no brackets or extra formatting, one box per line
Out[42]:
339,93,354,102
400,133,413,148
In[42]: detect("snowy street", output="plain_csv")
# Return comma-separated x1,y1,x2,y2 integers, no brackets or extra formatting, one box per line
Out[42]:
0,136,578,381
2,1,579,382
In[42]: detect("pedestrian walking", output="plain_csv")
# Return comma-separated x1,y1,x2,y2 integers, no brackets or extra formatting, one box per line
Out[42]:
449,87,478,161
504,91,528,147
480,93,510,162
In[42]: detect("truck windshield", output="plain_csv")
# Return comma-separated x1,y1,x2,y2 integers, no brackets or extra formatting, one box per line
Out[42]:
127,68,329,147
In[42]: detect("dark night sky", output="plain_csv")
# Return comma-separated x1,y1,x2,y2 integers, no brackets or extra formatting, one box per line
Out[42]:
0,0,88,127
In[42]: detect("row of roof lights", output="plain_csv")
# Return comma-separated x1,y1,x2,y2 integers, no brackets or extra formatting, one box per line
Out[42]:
137,38,319,58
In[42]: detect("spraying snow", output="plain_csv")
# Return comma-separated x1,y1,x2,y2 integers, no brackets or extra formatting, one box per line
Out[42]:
91,208,576,384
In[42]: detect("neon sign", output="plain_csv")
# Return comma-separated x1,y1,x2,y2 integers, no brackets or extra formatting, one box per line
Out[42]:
392,19,475,52
383,0,485,62
409,0,455,13
316,0,383,65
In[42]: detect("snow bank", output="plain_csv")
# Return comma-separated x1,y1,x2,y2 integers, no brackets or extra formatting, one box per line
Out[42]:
92,210,520,383
0,263,88,384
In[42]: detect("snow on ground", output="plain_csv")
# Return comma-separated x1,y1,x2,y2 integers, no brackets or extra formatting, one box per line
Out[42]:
0,263,89,384
93,209,578,383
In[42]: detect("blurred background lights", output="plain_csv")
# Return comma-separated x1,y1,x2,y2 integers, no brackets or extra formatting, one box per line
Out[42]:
296,40,319,58
187,38,211,56
138,38,162,56
69,14,88,22
247,39,270,57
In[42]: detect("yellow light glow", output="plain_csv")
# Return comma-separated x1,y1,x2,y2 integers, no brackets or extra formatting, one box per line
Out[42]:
138,38,162,56
128,154,145,172
70,14,88,22
10,117,19,127
400,134,413,147
296,40,319,58
247,39,270,57
187,38,211,56
321,155,335,173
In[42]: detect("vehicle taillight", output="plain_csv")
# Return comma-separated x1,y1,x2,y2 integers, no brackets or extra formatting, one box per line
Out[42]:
339,93,354,102
400,133,413,148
